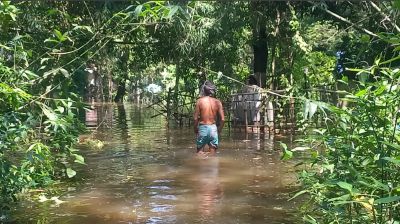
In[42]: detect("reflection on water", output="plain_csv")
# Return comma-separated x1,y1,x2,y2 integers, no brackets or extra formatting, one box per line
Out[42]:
9,104,299,224
195,157,223,220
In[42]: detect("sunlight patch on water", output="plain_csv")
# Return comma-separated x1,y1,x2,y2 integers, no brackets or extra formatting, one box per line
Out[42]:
150,194,177,200
9,104,299,224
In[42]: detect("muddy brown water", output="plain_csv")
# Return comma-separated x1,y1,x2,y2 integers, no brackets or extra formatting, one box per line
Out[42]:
9,104,300,223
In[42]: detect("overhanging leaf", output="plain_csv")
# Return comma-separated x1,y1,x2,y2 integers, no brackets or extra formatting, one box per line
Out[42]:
73,154,85,165
59,68,69,77
308,102,318,119
337,181,353,192
134,5,143,17
40,58,50,65
375,196,400,204
382,157,400,166
43,68,59,78
289,190,308,201
166,5,179,19
54,29,66,42
281,148,293,160
42,106,57,121
66,168,76,178
328,193,351,202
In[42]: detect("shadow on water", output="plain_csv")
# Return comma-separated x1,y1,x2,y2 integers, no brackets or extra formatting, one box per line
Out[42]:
9,103,300,224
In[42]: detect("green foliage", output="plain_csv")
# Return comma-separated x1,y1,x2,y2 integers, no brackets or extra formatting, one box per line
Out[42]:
285,52,400,223
0,82,84,208
1,0,399,219
0,0,18,31
0,1,86,211
292,51,336,90
0,0,197,210
304,21,344,52
395,0,400,9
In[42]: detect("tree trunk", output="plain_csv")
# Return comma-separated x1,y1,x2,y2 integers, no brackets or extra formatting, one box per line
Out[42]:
114,80,126,103
270,43,277,90
95,67,103,102
173,64,181,109
270,7,281,90
108,74,113,102
251,1,268,88
102,64,113,102
114,48,129,103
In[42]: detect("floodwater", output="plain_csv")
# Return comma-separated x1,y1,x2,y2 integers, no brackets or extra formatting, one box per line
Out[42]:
9,104,300,224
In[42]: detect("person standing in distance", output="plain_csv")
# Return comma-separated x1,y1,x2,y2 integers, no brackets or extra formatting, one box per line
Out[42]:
193,80,225,156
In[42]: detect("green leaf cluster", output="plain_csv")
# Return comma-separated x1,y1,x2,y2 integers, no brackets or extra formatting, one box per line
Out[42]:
286,47,400,223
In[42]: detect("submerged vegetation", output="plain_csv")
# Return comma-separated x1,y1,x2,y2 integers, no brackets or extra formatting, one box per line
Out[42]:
1,0,400,222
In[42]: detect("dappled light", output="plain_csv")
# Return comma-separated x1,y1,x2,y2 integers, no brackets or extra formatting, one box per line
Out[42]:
1,0,400,223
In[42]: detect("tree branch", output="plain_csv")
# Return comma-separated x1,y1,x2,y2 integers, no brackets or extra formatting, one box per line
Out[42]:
369,1,400,33
321,7,379,38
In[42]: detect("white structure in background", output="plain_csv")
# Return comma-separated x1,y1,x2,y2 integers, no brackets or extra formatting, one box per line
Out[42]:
84,66,97,85
231,75,275,132
146,83,162,104
146,83,162,94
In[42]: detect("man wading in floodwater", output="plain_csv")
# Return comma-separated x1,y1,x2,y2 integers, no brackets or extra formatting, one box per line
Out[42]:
193,80,225,156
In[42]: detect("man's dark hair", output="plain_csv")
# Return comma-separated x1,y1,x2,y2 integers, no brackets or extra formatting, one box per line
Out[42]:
201,80,216,96
248,75,258,86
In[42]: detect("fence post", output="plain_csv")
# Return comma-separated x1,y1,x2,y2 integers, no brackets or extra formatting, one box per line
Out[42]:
244,97,248,133
266,94,274,135
166,88,172,128
260,93,266,134
290,97,295,134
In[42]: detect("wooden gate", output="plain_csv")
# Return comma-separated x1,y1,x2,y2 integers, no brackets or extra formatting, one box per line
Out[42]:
230,88,346,134
230,90,296,134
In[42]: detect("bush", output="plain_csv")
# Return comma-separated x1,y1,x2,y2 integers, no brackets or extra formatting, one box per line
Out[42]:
287,58,400,223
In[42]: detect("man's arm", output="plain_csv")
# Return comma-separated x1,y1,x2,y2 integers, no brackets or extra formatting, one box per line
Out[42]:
217,100,225,134
193,101,200,134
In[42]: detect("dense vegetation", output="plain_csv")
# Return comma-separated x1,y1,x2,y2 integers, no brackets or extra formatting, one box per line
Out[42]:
1,0,400,222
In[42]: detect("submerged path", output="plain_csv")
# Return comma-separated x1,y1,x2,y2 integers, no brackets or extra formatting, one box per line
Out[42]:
10,104,299,223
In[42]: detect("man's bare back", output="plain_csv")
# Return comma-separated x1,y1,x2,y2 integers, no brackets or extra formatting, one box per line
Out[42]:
193,80,225,155
193,95,225,155
194,96,225,134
